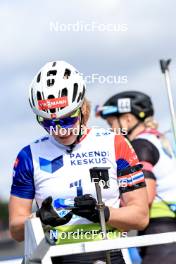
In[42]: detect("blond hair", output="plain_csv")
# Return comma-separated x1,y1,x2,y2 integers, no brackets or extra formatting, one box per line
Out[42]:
81,98,91,125
144,116,158,129
144,117,173,157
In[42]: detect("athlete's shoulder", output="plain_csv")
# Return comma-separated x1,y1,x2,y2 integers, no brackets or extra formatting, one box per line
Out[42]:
13,144,34,171
136,129,161,142
12,145,35,199
31,135,50,145
15,135,50,161
16,144,32,160
131,138,160,165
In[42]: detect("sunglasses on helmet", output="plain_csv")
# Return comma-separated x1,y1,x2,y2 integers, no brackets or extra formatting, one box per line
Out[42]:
37,108,81,131
95,105,119,117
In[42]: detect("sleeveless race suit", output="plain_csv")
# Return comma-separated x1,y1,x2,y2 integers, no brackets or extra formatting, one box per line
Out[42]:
11,128,145,264
131,128,176,264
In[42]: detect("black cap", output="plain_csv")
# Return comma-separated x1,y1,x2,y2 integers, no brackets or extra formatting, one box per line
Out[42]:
99,91,154,120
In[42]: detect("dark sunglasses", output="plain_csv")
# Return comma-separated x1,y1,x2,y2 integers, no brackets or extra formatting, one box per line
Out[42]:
37,108,81,131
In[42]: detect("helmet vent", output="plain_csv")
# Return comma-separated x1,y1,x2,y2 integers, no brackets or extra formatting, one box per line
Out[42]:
48,95,56,113
64,69,71,79
77,92,82,103
42,91,45,100
37,91,42,101
137,102,145,108
47,79,55,87
31,88,35,107
61,88,68,97
72,83,78,102
47,70,57,87
52,62,56,67
47,70,57,76
29,98,33,108
60,88,68,110
42,92,47,112
81,85,85,100
36,72,41,83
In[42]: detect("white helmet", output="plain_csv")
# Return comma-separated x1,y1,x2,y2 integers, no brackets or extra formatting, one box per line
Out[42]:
29,61,86,119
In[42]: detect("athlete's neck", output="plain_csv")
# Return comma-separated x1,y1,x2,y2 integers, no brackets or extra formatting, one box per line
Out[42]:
128,123,145,141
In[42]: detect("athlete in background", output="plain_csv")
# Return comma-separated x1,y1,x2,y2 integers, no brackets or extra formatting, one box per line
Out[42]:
9,63,148,264
97,91,176,264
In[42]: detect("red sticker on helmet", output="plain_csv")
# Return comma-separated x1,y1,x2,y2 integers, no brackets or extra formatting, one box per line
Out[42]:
38,97,68,110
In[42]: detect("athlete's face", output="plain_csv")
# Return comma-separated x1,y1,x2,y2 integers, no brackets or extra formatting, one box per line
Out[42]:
51,109,81,146
37,108,81,146
106,114,137,134
53,119,81,145
106,116,121,133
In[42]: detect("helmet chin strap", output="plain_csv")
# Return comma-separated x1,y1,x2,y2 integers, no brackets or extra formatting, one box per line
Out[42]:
118,118,141,140
126,120,142,138
66,110,83,153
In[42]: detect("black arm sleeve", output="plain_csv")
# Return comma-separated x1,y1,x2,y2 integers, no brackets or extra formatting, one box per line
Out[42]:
143,170,156,180
131,138,160,180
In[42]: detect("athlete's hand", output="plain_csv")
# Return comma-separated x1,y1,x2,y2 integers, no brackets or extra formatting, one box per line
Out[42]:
36,196,73,227
71,194,110,223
